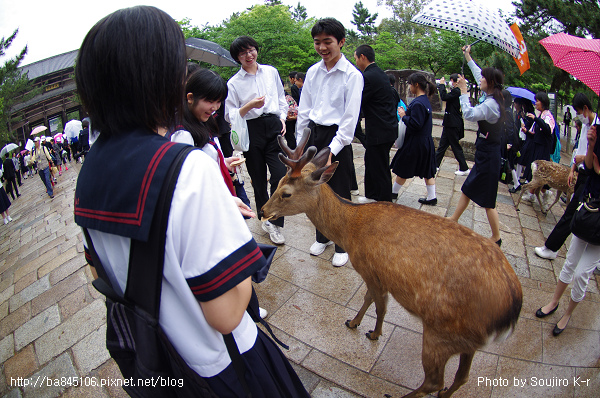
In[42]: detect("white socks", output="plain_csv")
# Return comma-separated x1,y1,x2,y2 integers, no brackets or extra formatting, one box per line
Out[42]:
511,170,520,187
392,182,403,194
426,185,436,200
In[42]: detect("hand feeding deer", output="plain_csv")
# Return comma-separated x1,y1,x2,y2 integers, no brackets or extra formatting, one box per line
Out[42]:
259,131,523,398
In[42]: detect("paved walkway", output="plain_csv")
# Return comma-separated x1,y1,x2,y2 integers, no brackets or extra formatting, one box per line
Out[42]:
1,130,599,397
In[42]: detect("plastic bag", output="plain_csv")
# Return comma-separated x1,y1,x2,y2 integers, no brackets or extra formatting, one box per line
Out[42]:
395,120,407,149
229,109,249,152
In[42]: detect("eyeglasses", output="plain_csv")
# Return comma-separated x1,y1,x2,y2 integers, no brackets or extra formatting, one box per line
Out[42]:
239,48,257,57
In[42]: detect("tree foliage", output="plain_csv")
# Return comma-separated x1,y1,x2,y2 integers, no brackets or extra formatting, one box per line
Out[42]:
291,2,308,21
352,2,379,39
0,29,38,144
514,0,600,38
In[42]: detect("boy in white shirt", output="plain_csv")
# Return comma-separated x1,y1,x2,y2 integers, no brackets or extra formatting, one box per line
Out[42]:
296,18,363,267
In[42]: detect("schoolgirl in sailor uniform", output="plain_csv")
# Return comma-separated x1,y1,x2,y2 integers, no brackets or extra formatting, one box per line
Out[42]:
73,7,308,397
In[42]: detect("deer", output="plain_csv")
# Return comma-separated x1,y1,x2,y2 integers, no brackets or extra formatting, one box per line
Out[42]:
258,130,523,398
515,160,576,214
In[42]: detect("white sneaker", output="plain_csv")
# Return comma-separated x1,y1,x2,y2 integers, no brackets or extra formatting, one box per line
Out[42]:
350,189,359,196
262,221,285,245
7,216,12,222
534,246,557,260
3,218,7,225
309,240,333,256
523,192,535,202
332,252,349,267
455,169,470,176
259,307,268,319
357,196,376,204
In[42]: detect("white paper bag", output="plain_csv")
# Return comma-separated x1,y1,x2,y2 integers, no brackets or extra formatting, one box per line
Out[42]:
395,120,407,149
229,109,250,152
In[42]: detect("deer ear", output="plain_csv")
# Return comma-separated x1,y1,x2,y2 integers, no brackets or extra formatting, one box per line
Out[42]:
310,162,338,185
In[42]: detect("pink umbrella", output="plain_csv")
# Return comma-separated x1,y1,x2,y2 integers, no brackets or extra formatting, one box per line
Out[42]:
539,33,600,95
54,133,64,143
31,125,48,135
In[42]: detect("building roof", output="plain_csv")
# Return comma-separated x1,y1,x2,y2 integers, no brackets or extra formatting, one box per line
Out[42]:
19,49,78,80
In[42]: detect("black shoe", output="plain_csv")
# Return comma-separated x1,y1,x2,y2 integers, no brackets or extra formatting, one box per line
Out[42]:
535,303,559,318
508,185,521,193
391,192,398,200
552,317,570,336
495,239,502,247
418,197,437,206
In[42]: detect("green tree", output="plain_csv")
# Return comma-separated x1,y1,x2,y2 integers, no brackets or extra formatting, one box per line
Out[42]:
514,0,600,38
0,29,38,144
378,0,428,40
265,0,283,5
352,1,379,38
291,2,308,21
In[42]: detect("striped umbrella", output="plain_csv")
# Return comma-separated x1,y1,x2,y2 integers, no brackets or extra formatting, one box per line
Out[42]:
540,33,600,96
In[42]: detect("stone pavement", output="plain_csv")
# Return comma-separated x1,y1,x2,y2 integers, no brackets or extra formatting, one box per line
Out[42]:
1,132,599,397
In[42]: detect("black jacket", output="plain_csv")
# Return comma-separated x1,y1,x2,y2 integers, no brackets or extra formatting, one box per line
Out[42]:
2,158,16,179
290,84,300,105
438,84,464,129
361,63,398,146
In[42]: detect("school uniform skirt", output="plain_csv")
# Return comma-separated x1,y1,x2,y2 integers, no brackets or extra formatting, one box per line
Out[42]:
0,187,11,213
461,148,501,209
205,328,310,398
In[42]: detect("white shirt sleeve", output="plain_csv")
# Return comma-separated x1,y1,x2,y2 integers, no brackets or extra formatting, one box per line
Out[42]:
224,80,240,124
329,70,364,156
467,60,482,87
460,94,500,124
171,130,195,146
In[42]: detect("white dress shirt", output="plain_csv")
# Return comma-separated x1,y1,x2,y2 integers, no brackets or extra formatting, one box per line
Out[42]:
225,63,288,122
460,59,500,123
296,55,364,156
572,114,598,167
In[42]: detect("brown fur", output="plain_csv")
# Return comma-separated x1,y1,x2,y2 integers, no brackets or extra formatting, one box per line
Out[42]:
515,160,576,214
260,132,523,398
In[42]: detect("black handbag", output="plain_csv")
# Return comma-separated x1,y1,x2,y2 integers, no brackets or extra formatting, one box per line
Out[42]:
570,195,600,245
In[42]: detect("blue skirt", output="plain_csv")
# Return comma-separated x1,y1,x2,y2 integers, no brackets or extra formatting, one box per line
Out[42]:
205,328,310,398
0,187,11,213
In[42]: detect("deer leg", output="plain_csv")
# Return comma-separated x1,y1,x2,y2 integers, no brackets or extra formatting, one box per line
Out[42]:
366,291,388,340
438,352,475,398
402,329,450,398
545,189,561,213
514,182,529,211
346,288,374,329
534,187,545,213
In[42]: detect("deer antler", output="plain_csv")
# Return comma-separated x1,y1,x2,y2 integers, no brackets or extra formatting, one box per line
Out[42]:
277,129,317,178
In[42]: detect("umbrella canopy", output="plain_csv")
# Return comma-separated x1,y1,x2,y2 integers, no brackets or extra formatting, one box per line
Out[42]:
54,133,64,143
64,120,83,139
0,143,18,158
185,38,239,67
411,0,520,58
25,139,34,152
31,125,48,135
20,150,29,156
539,33,600,95
506,87,535,104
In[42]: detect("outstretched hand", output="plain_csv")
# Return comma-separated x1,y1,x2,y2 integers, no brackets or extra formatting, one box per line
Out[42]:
233,197,256,218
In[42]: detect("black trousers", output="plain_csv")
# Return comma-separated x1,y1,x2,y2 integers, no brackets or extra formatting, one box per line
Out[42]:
364,141,394,201
545,172,588,252
6,177,19,199
309,122,352,253
435,126,469,171
245,115,286,228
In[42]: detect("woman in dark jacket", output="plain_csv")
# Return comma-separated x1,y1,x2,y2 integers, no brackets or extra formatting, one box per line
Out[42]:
509,98,535,192
390,72,437,205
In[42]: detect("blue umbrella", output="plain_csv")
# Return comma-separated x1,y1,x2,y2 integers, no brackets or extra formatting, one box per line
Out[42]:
506,87,536,104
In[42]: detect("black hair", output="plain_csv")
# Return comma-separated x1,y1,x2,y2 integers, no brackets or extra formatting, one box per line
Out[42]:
407,72,436,97
572,92,592,112
230,36,259,61
289,71,298,79
311,18,345,42
388,74,396,85
295,72,305,81
182,68,228,147
449,73,459,83
75,6,186,138
534,91,550,110
480,67,505,121
502,89,513,109
514,97,534,114
187,62,201,75
355,44,375,62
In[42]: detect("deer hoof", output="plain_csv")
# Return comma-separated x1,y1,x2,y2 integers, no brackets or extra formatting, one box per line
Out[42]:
437,387,449,398
345,320,358,329
366,331,379,340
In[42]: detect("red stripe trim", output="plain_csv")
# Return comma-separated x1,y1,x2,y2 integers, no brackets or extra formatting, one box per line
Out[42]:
191,247,262,295
74,142,176,225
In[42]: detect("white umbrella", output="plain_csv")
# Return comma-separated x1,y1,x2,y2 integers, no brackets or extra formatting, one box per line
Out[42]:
25,139,34,152
0,143,19,158
411,0,520,58
31,125,48,135
64,119,83,140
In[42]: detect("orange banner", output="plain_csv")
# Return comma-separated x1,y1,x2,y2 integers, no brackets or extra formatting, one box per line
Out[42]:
511,23,530,75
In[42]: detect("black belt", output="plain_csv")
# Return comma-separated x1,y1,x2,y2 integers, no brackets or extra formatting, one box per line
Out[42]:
257,113,277,119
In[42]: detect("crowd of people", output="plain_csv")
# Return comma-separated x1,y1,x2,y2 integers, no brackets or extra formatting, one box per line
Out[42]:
6,4,589,397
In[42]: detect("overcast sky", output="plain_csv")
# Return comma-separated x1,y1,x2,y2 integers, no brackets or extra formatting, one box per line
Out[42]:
1,0,516,67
